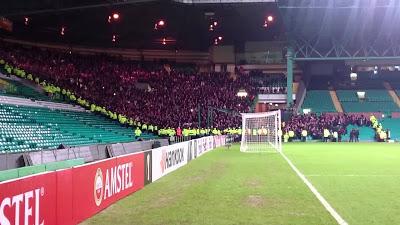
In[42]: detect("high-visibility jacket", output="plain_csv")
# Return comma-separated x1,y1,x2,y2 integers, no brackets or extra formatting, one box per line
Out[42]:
301,130,308,137
283,133,289,142
134,128,142,137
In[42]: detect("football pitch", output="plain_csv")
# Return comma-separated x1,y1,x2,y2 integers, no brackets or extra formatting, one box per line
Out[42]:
82,143,400,225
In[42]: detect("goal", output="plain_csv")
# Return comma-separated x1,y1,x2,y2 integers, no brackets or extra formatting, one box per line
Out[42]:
240,110,282,153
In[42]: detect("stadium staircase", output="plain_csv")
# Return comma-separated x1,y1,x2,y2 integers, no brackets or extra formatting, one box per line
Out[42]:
0,77,49,101
0,95,85,112
328,89,343,113
383,82,400,108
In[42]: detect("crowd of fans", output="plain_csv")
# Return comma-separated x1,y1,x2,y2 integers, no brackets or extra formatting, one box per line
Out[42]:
0,43,256,131
0,42,391,141
250,71,287,94
283,113,371,140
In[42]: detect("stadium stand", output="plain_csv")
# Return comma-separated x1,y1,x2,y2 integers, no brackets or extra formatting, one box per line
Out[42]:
283,113,372,140
0,103,156,153
0,77,49,100
250,71,287,94
341,124,376,142
0,42,256,130
336,90,398,114
301,76,336,113
381,118,400,141
301,90,336,113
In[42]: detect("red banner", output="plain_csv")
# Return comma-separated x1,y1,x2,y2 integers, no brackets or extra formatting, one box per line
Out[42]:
56,169,73,225
0,173,57,225
72,153,144,224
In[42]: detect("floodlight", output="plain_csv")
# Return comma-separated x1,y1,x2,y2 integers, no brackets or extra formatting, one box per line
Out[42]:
350,72,357,81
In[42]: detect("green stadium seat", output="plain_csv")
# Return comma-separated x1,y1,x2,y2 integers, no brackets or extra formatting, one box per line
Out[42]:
336,90,399,113
0,103,158,153
302,90,336,113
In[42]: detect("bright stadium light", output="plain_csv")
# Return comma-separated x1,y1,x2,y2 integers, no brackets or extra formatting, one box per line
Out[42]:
303,108,311,114
158,20,165,26
60,26,65,36
357,91,365,100
24,17,29,26
350,72,357,81
237,89,248,97
112,13,120,20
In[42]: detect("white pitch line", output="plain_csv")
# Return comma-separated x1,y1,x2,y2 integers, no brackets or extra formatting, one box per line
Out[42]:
307,174,400,177
279,151,349,225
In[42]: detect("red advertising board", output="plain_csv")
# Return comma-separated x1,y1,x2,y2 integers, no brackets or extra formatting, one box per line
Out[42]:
72,153,144,224
56,169,73,225
0,136,222,225
0,172,57,225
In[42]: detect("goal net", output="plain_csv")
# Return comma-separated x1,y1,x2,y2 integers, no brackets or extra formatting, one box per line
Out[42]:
240,110,282,153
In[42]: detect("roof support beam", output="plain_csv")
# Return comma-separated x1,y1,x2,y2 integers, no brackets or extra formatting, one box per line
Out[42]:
3,0,157,17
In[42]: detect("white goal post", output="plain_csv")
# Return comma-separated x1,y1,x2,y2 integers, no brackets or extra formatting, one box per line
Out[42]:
240,110,282,153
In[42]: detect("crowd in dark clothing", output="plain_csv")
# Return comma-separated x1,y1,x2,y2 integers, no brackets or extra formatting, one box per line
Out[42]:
349,129,360,142
283,113,370,140
0,43,256,129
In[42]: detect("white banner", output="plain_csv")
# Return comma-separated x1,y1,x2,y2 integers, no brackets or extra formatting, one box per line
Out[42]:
213,135,226,148
151,136,226,182
152,142,189,182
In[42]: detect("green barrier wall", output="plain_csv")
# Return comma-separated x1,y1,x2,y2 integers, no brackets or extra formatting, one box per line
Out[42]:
45,158,85,171
18,164,46,177
0,158,85,182
0,168,19,181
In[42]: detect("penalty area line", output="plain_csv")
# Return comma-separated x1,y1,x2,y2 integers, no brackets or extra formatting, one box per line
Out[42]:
279,151,349,225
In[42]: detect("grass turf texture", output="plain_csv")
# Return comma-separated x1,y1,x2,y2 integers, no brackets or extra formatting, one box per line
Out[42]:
284,142,400,225
82,144,335,225
82,143,400,225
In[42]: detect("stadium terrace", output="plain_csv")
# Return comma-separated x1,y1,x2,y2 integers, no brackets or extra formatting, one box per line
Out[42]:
0,0,399,225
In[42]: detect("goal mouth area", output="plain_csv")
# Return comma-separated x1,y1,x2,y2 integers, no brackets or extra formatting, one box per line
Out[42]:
240,110,282,153
240,143,281,153
240,150,279,154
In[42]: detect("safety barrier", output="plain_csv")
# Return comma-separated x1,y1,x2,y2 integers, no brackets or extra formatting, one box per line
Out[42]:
0,158,85,181
0,136,226,225
0,139,168,171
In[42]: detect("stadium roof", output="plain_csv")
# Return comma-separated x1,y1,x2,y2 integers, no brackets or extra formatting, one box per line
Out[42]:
0,0,282,51
278,0,400,60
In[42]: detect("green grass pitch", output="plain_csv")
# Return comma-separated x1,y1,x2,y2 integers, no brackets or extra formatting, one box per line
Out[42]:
82,143,400,225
